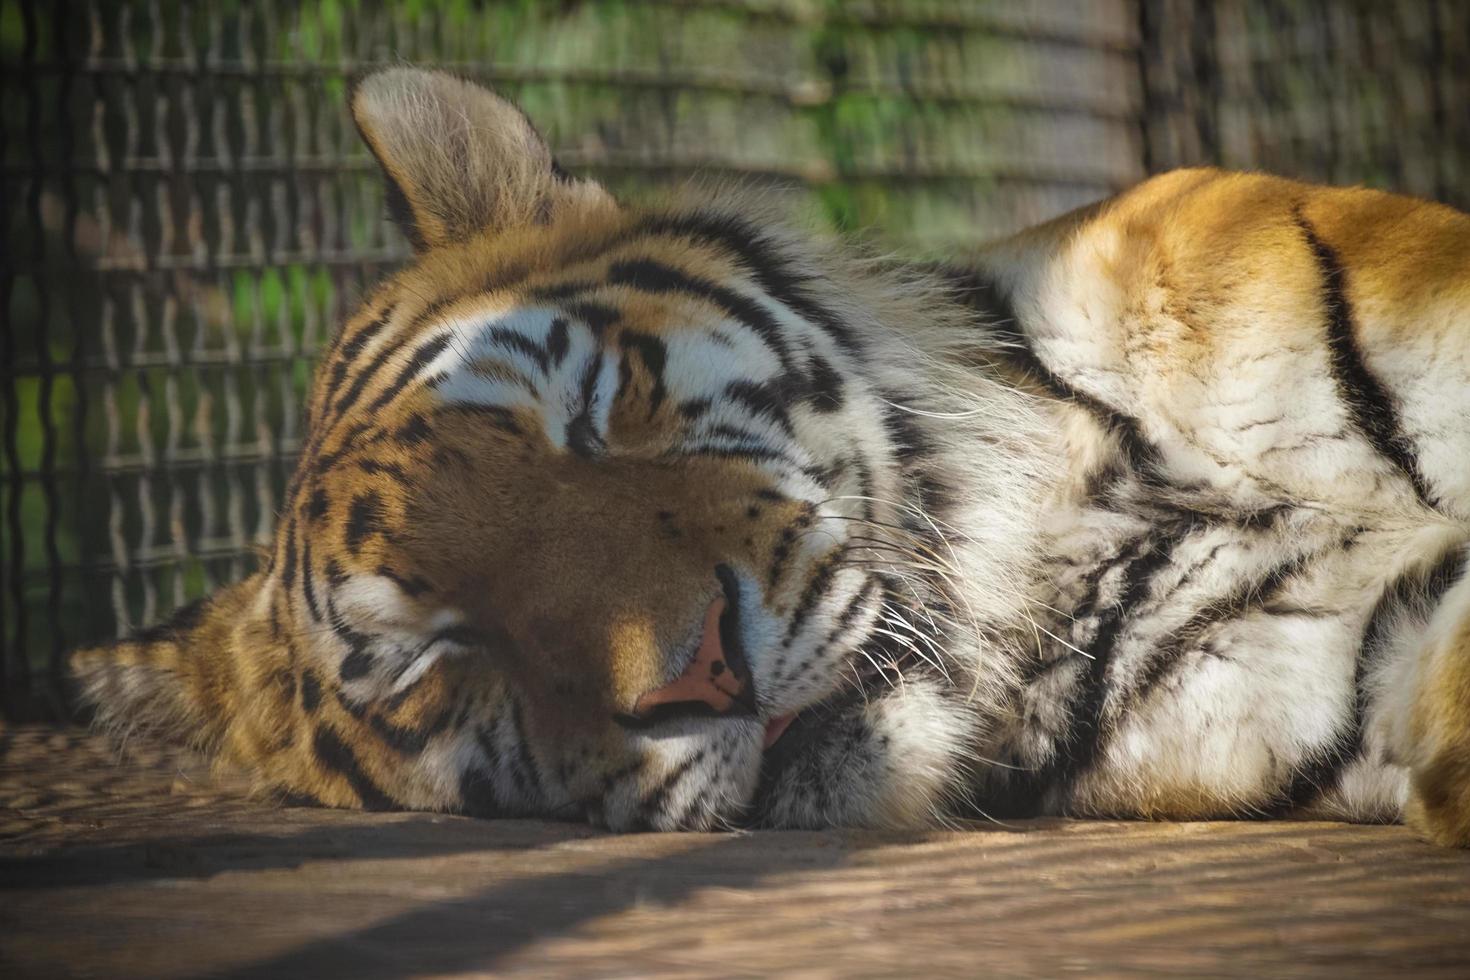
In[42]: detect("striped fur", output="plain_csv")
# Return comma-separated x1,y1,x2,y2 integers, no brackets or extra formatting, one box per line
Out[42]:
70,70,1470,842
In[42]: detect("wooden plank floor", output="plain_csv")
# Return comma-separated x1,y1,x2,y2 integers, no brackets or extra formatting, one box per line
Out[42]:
3,725,1469,979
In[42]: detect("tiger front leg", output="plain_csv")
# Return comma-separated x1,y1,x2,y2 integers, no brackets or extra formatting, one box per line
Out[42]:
1400,553,1470,847
754,674,978,829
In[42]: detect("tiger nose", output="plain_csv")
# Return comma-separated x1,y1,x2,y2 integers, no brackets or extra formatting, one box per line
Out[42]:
615,564,756,728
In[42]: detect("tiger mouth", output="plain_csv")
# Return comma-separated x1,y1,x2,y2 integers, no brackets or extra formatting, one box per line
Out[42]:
762,713,797,749
610,565,799,750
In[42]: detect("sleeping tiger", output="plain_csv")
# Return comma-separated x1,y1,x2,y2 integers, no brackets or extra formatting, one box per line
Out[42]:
70,68,1470,844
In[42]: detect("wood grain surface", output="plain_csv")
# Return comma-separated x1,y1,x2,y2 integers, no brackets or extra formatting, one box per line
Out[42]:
3,725,1468,979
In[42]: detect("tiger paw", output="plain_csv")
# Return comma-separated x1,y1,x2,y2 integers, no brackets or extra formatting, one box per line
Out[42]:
755,676,976,829
1407,750,1470,848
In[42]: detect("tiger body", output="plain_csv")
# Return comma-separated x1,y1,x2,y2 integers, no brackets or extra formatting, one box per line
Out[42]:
968,170,1470,829
70,70,1470,843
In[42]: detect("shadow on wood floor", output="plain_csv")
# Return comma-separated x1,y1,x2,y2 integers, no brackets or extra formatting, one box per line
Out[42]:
3,725,1470,978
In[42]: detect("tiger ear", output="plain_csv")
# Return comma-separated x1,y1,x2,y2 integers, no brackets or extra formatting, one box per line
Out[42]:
349,67,610,252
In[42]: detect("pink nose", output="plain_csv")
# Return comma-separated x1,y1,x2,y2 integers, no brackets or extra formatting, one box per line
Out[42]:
632,596,751,717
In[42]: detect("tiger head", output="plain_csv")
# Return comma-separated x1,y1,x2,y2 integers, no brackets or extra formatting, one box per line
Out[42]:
72,68,1040,830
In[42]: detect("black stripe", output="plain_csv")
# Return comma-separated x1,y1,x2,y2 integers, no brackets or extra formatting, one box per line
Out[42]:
1022,527,1190,813
1126,550,1311,712
279,518,298,590
782,553,843,645
306,487,330,522
323,306,393,403
364,333,452,415
637,749,706,827
724,379,796,437
1271,545,1470,814
312,725,396,810
371,711,446,756
805,354,845,413
345,491,384,555
300,669,322,712
326,589,376,684
357,459,414,491
459,721,509,817
545,316,571,366
332,333,410,422
618,331,669,415
506,698,543,802
947,267,1162,475
529,280,598,302
336,637,374,683
1267,724,1359,816
566,356,607,457
880,398,933,464
310,421,376,475
678,398,711,420
766,513,814,590
380,663,429,713
435,403,522,435
472,722,502,776
459,765,504,818
1295,210,1436,509
1019,540,1136,688
394,413,433,446
607,258,796,374
566,300,620,335
601,760,645,798
636,211,859,354
334,688,453,757
772,575,878,687
1354,556,1445,741
483,326,552,374
832,577,880,637
292,303,396,494
301,539,322,622
329,298,453,425
337,306,394,360
851,454,875,518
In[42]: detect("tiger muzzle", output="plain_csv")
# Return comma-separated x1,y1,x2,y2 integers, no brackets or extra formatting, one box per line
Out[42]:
614,563,756,728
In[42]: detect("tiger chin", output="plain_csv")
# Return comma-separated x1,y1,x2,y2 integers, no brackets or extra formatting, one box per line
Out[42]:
69,68,1470,844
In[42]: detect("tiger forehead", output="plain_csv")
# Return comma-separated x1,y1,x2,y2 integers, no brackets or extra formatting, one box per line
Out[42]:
392,215,770,336
300,202,867,479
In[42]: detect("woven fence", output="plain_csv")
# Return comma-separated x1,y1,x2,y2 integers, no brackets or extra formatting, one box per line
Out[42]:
3,0,1467,717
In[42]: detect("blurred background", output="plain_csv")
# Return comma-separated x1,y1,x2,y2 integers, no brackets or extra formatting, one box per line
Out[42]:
2,0,1468,718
